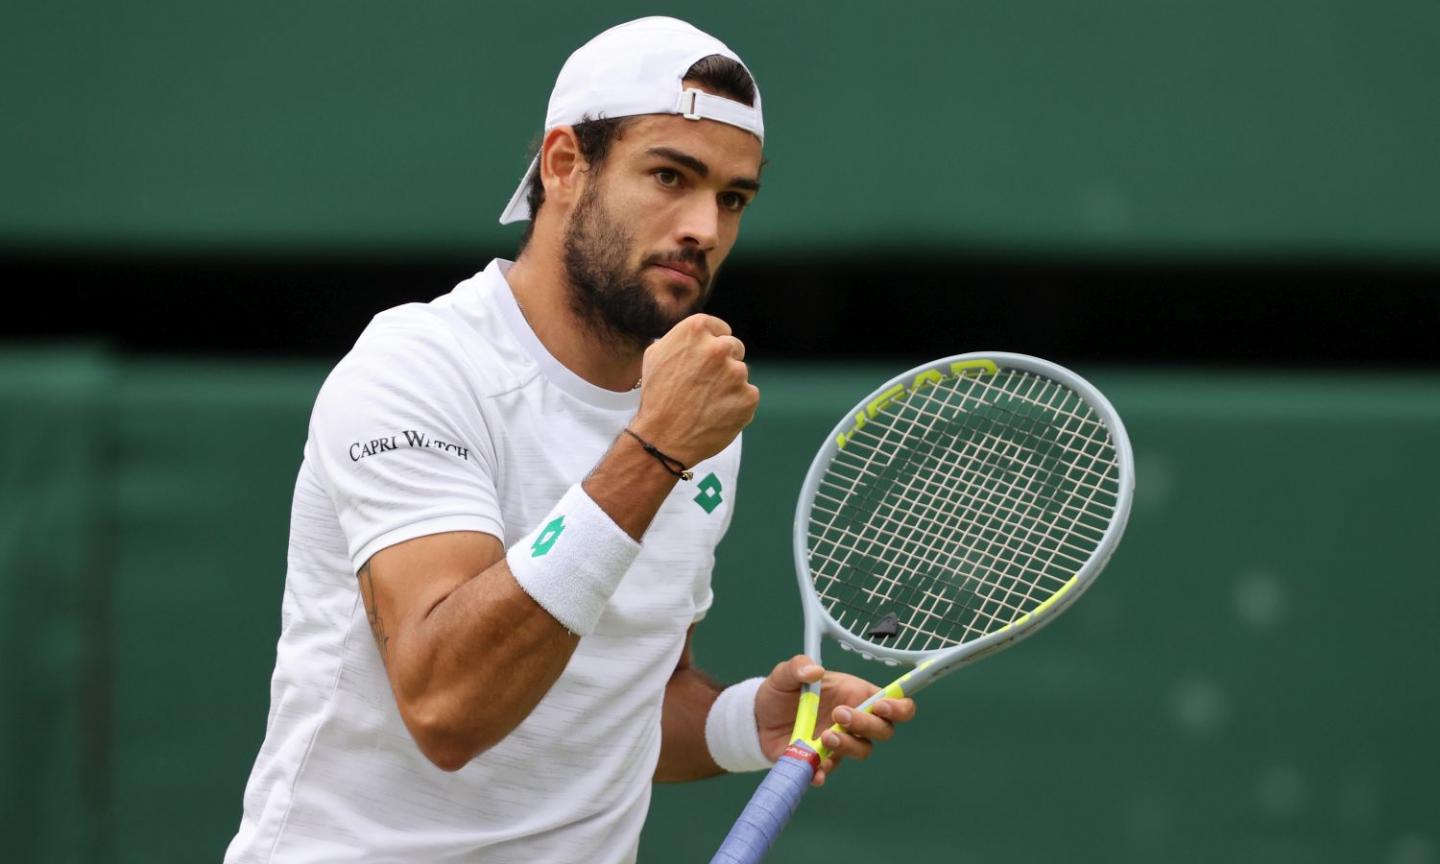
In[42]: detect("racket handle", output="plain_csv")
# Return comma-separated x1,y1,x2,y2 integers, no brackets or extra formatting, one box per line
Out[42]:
709,743,820,864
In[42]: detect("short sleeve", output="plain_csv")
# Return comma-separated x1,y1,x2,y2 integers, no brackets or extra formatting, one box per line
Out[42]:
307,316,504,569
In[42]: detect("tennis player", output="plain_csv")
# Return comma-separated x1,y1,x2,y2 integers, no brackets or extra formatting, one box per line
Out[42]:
225,17,914,863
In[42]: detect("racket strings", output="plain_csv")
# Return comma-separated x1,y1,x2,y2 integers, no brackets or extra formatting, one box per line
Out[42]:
818,430,1110,552
810,466,1090,600
876,385,1091,646
1004,376,1121,614
843,372,1114,648
808,368,1120,652
934,371,1114,641
816,419,1096,647
905,371,1115,645
828,386,1118,517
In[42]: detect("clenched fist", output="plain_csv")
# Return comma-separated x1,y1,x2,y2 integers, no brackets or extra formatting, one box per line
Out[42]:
628,314,759,467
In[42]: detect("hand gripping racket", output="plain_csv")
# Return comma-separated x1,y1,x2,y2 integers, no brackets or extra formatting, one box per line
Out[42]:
709,352,1134,864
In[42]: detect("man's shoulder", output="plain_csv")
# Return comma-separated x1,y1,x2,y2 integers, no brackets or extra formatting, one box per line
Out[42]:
333,287,533,403
357,300,468,358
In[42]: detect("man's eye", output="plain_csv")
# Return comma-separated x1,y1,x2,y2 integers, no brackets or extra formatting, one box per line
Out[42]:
655,169,680,187
720,192,750,212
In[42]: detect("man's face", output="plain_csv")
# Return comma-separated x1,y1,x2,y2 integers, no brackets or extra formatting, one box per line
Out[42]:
562,105,763,345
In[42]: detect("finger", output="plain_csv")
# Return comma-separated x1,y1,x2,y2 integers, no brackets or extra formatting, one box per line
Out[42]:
717,334,746,361
739,383,760,426
767,655,824,693
833,705,895,743
811,754,841,787
820,727,874,761
872,697,917,724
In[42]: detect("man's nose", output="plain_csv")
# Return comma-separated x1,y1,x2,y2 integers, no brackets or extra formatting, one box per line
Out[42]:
673,194,719,251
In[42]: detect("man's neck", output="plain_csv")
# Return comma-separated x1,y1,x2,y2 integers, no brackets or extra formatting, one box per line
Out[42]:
505,251,645,393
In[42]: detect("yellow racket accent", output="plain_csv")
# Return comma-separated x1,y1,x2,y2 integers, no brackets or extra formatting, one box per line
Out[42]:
835,359,999,449
1003,578,1077,632
949,358,998,377
789,691,821,750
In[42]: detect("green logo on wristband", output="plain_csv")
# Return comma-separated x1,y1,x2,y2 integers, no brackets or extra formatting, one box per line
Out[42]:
531,516,565,556
694,473,723,514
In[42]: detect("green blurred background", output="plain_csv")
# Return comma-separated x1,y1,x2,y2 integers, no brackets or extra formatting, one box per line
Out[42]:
4,0,1439,256
2,1,1438,862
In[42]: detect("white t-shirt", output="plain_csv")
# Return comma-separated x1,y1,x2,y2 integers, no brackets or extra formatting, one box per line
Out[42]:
226,259,741,864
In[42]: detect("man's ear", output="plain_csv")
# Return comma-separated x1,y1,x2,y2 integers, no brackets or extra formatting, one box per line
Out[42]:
539,126,585,212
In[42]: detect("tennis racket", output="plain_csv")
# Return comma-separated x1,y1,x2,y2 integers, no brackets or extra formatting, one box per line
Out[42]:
709,351,1134,864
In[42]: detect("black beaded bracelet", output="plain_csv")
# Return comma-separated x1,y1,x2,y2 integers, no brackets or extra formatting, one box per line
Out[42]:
623,428,693,481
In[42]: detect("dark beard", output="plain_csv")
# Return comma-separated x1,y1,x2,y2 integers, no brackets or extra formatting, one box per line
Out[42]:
562,182,712,348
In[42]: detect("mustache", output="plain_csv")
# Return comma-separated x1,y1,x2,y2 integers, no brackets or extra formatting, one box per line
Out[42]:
644,248,711,287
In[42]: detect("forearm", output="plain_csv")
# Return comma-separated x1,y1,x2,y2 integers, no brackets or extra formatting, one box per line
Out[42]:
655,664,726,783
582,427,681,540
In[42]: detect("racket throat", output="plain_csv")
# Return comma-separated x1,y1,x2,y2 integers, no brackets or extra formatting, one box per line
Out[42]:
788,689,823,752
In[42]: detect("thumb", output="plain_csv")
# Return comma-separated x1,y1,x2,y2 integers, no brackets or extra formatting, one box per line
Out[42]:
766,655,825,694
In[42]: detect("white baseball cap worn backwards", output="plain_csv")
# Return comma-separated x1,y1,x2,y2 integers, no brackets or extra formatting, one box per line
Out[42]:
497,16,765,225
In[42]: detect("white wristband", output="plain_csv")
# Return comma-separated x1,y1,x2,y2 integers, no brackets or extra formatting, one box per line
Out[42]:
705,677,772,773
507,483,641,637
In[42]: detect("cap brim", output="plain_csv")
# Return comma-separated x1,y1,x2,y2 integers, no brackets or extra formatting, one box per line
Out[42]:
498,156,540,224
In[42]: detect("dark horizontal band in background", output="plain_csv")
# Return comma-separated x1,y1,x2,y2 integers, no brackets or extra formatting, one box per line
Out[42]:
3,248,1437,368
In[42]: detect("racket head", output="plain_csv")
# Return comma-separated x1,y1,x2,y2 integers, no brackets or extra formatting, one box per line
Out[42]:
792,352,1134,679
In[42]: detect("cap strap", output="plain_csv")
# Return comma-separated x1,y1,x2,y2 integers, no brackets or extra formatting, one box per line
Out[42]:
672,88,764,140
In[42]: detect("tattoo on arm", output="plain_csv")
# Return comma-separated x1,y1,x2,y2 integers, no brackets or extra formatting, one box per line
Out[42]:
357,561,390,659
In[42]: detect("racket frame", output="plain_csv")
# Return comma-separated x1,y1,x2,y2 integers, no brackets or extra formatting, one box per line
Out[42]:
786,351,1135,751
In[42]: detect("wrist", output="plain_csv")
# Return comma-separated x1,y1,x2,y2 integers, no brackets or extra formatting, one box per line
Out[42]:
705,677,771,773
622,427,693,481
506,483,642,636
626,415,699,469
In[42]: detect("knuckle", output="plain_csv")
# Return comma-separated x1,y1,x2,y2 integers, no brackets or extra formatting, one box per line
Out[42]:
691,313,728,336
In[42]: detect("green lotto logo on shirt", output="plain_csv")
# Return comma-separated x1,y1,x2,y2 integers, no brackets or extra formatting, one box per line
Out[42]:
531,516,565,557
694,473,723,514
